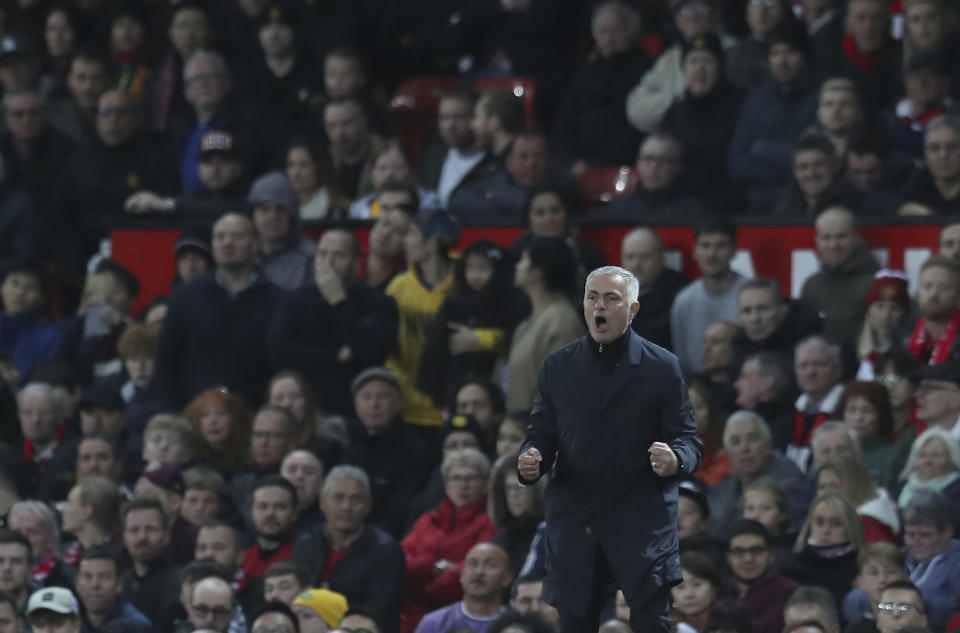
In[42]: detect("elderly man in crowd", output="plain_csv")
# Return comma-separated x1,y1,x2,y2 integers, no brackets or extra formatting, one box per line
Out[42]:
707,411,808,531
620,227,685,350
788,336,845,472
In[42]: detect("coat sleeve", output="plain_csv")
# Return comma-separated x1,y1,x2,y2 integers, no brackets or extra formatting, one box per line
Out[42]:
402,513,440,588
267,289,341,369
152,287,189,407
518,357,559,485
660,355,704,477
421,520,499,604
364,540,406,633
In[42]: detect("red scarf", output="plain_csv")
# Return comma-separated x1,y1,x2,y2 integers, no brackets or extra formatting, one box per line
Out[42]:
32,549,58,582
843,33,881,71
24,424,68,471
60,542,82,568
793,411,829,447
908,309,960,365
900,104,948,128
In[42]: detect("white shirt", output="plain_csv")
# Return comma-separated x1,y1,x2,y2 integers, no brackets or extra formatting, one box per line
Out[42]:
438,148,484,206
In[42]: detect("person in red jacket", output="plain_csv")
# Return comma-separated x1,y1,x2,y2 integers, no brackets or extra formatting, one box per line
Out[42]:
401,447,497,633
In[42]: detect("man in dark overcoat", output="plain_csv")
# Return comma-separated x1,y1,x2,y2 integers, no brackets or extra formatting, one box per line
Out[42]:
518,265,703,633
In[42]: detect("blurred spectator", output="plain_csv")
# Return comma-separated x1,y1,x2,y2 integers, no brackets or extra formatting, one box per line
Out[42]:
835,382,899,486
141,413,199,472
418,240,528,409
841,542,906,626
321,97,385,211
816,78,865,156
0,87,74,212
147,1,212,132
182,388,251,477
732,277,820,380
154,213,282,409
115,321,167,458
247,171,315,291
505,238,582,413
0,529,34,612
801,207,879,341
670,552,726,633
707,411,808,529
40,4,79,95
844,126,914,210
292,465,406,633
0,158,40,278
875,581,929,633
699,321,738,399
781,491,863,605
449,379,507,451
180,466,223,529
821,0,900,113
488,454,544,578
362,184,415,288
897,114,960,214
319,47,390,136
17,382,72,492
900,489,960,630
8,499,60,583
741,477,796,559
52,85,176,265
285,137,331,220
25,586,80,633
782,585,842,633
671,219,746,374
471,88,525,163
386,209,459,428
816,459,900,544
688,380,733,485
266,368,347,468
509,187,602,291
172,232,213,286
727,18,819,214
726,0,789,90
248,406,298,472
125,129,249,217
661,33,743,199
403,449,497,630
884,53,952,159
606,132,706,221
896,427,960,520
246,4,321,133
107,6,151,99
939,222,960,260
724,520,797,633
48,50,110,148
195,522,263,618
0,266,59,380
75,546,153,632
775,130,859,218
119,497,180,626
241,476,298,581
626,0,735,133
350,142,440,220
854,271,910,380
184,574,239,633
421,88,490,209
280,449,325,534
734,351,796,450
292,587,349,633
789,336,845,472
906,256,960,364
811,421,864,474
620,227,685,350
59,475,120,572
552,1,647,170
342,368,433,537
0,33,40,103
510,574,558,628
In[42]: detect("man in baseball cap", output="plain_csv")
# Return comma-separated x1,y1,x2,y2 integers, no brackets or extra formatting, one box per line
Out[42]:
27,586,81,633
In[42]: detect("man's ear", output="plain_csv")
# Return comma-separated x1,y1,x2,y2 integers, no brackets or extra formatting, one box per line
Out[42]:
628,301,640,323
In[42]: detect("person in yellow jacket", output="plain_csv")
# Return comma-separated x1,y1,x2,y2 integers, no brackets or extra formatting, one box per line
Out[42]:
386,209,461,431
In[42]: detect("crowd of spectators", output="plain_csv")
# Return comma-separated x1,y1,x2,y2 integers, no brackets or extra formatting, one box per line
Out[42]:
2,1,960,633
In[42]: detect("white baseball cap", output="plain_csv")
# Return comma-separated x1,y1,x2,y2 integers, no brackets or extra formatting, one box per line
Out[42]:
27,587,79,616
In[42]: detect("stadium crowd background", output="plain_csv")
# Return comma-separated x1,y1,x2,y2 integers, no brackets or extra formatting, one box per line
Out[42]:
1,0,960,633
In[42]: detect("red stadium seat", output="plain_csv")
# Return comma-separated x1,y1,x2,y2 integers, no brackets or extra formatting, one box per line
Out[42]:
389,77,461,115
578,166,638,206
471,76,537,125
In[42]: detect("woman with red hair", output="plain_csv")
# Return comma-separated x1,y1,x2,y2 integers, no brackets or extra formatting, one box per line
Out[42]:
182,387,251,475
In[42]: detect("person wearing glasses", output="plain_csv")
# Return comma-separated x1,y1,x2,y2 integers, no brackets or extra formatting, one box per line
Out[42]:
402,448,497,630
874,581,928,633
724,519,797,633
185,576,238,633
901,489,960,630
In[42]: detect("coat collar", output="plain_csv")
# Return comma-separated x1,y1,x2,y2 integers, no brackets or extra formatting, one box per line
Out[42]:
588,330,647,412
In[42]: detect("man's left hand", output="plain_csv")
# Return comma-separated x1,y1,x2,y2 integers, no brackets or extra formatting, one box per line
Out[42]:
648,442,678,478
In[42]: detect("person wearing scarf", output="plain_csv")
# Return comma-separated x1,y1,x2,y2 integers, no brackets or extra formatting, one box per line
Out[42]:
782,492,863,606
896,428,960,523
909,256,960,366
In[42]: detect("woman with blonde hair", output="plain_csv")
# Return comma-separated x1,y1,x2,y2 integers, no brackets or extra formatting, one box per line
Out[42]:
783,492,863,605
182,387,251,475
815,460,900,544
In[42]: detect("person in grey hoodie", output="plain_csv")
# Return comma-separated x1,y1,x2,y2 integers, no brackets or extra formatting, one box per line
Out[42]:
247,171,316,290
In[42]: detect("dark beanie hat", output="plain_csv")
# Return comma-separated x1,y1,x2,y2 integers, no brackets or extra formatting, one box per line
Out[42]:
682,32,725,66
767,18,812,61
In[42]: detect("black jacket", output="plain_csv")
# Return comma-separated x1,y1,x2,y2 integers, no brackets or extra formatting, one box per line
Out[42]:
520,331,703,616
267,281,398,415
552,48,650,166
0,186,40,274
631,268,687,351
896,168,960,215
341,418,436,538
605,181,707,222
154,272,283,408
292,524,405,633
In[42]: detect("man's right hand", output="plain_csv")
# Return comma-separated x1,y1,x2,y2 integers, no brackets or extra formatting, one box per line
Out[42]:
314,258,347,305
518,448,542,481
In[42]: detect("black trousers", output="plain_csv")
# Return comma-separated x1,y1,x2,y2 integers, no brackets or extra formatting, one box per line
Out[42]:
557,547,672,633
